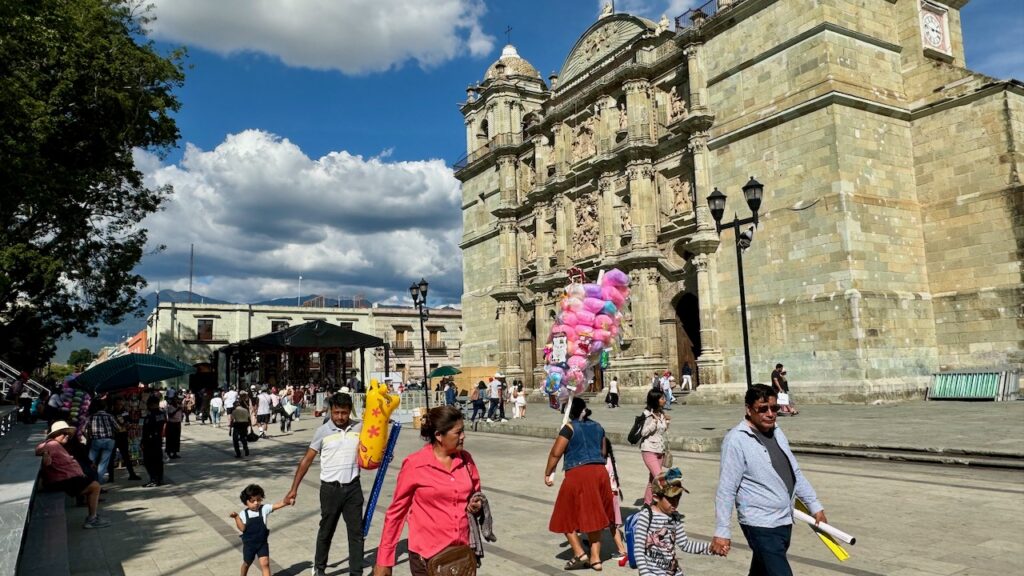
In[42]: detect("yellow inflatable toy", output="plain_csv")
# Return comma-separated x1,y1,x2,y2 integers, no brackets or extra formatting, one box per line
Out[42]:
358,379,401,469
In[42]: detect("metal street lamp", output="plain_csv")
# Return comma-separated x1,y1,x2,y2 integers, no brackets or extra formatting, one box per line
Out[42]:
409,278,431,409
297,275,303,307
707,176,763,389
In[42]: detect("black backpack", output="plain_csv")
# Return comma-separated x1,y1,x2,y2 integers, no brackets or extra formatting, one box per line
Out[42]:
627,413,647,445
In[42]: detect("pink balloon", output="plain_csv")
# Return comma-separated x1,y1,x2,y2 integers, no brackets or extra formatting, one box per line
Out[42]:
583,283,602,298
594,314,614,331
583,297,606,314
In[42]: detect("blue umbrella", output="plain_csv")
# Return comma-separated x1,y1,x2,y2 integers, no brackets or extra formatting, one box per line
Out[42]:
76,353,196,393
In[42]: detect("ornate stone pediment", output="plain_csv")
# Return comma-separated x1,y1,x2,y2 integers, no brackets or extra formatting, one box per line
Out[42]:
558,15,655,88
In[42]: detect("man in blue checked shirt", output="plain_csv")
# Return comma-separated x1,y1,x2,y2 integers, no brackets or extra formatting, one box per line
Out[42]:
711,384,828,575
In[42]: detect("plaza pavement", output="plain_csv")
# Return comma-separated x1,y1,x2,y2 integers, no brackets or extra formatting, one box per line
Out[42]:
56,399,1024,576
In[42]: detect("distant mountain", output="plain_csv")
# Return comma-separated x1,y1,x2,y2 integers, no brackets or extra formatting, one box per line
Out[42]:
254,295,371,308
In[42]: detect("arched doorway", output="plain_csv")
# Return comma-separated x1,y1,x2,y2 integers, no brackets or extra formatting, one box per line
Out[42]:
675,293,701,389
521,318,537,388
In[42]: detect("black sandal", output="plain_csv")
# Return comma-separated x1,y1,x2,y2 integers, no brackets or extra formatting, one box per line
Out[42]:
565,554,590,570
591,561,603,571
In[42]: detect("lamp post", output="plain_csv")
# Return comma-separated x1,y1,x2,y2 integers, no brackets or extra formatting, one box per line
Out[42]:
297,275,303,307
706,176,764,389
409,278,430,409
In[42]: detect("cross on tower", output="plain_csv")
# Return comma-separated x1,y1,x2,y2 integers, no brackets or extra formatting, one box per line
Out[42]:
505,25,513,45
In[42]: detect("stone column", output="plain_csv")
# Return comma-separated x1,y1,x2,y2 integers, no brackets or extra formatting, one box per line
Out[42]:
532,135,549,185
496,300,522,376
691,254,723,385
629,268,666,360
465,119,474,155
599,171,618,256
626,160,658,249
685,44,708,114
497,219,518,287
497,155,517,208
624,79,652,141
553,194,568,267
535,200,551,273
552,123,570,175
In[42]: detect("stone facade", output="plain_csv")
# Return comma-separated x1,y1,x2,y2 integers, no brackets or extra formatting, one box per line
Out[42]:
144,302,462,387
455,0,1023,401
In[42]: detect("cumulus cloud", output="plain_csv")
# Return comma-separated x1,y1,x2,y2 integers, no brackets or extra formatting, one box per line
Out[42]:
146,0,495,74
594,0,699,21
136,130,464,304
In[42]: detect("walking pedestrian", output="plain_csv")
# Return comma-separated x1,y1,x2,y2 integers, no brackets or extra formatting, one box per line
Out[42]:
660,371,675,408
285,393,364,576
183,390,195,425
110,397,141,481
230,483,291,576
710,384,827,574
771,364,797,415
604,439,628,562
141,397,165,487
269,387,281,424
680,363,693,392
485,376,501,422
544,397,615,571
607,376,620,408
231,393,252,458
640,389,671,505
210,391,224,427
373,405,489,575
634,468,720,575
165,396,183,459
256,388,272,438
279,395,294,433
86,399,118,484
470,381,486,424
444,379,457,407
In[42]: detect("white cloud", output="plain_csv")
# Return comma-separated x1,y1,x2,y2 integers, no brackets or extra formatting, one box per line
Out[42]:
146,0,495,74
594,0,701,23
135,130,464,304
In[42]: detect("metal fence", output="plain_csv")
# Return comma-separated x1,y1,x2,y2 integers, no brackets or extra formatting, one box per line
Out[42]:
928,370,1020,401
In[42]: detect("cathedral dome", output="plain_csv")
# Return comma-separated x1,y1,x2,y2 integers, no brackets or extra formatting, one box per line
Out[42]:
484,44,541,81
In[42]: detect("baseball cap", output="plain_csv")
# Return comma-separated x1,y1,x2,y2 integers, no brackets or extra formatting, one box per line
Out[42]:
651,467,689,498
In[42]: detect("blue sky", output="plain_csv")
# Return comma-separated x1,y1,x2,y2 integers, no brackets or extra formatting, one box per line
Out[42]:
134,0,1023,310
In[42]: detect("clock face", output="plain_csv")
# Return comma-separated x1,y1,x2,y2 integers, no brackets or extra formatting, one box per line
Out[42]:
922,12,944,49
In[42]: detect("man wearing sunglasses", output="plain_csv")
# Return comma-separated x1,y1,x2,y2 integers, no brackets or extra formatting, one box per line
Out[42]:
710,384,827,575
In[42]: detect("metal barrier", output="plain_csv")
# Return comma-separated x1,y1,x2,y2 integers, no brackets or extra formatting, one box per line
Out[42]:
0,360,47,400
928,371,1020,401
0,406,16,437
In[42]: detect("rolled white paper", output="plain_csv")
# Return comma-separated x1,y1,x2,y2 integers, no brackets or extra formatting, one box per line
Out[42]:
794,508,856,545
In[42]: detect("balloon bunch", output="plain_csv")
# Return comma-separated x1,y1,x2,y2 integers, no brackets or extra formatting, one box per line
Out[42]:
60,377,92,437
543,268,630,403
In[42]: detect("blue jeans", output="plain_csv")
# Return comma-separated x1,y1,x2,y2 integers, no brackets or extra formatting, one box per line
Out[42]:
89,437,116,484
741,524,793,576
210,406,221,425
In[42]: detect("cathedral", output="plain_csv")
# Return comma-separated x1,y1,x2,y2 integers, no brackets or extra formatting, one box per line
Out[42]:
455,0,1022,401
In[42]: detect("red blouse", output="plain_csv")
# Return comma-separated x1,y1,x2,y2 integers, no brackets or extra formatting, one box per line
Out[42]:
376,444,481,566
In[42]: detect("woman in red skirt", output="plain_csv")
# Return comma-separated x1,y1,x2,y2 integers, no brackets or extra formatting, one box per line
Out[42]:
544,397,615,571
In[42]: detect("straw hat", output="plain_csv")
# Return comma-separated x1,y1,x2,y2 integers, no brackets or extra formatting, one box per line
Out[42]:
47,420,75,439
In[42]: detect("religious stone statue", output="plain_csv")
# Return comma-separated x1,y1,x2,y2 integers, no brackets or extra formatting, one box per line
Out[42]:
620,205,632,234
599,1,613,19
618,103,627,131
523,230,537,263
525,163,536,190
656,14,671,34
572,196,600,257
669,86,688,121
671,178,693,214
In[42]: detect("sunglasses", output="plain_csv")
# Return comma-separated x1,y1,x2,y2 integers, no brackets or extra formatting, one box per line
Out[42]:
754,405,782,414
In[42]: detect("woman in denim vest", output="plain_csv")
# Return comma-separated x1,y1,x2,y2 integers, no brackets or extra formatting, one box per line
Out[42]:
544,397,615,571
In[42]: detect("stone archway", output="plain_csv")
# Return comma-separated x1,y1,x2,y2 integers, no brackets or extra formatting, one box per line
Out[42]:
674,292,701,389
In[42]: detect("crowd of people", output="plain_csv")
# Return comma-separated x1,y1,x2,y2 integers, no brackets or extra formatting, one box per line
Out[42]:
21,363,822,576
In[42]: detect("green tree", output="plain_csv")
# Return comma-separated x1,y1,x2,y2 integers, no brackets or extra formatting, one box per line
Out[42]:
67,348,95,367
0,0,184,369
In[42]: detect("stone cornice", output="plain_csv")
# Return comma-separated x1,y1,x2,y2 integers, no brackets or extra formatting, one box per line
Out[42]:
459,226,501,250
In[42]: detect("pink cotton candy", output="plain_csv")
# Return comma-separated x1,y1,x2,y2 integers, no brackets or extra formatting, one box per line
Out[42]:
575,315,595,331
561,311,579,326
602,268,630,287
593,329,612,343
594,314,614,331
567,355,588,370
565,297,584,313
602,285,625,307
583,283,602,298
566,284,585,299
583,297,606,314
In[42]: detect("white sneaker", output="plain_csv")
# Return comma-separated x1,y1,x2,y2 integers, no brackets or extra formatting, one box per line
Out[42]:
501,418,508,422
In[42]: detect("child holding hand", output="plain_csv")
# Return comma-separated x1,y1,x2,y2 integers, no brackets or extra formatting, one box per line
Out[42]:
634,468,722,575
230,484,291,576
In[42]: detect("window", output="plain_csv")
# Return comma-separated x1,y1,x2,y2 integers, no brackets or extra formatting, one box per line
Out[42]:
197,319,213,341
428,329,441,346
340,322,353,330
272,321,290,332
395,329,408,344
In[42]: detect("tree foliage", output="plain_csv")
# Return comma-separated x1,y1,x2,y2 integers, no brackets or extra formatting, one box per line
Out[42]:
67,347,96,367
0,0,184,369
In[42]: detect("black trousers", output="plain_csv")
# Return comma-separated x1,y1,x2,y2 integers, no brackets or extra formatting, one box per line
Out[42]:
316,478,364,575
609,392,619,407
142,442,163,483
232,424,250,456
110,432,137,480
741,523,793,576
165,422,182,455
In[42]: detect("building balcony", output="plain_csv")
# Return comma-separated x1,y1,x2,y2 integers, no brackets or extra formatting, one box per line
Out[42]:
184,332,230,345
391,341,415,354
426,342,447,353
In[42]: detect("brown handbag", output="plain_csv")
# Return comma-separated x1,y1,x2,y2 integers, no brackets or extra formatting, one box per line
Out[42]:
425,545,476,576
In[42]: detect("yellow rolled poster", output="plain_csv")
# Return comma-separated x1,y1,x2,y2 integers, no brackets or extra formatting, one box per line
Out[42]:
358,379,400,469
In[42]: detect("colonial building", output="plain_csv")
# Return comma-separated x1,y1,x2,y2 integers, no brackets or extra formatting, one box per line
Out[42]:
144,302,462,387
455,0,1022,400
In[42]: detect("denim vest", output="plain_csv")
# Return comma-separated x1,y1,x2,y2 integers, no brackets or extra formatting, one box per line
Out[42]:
563,419,606,471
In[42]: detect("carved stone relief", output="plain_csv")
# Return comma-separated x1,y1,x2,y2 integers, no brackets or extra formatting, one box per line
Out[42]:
571,116,597,164
668,86,688,121
619,195,632,236
572,194,600,258
670,178,693,214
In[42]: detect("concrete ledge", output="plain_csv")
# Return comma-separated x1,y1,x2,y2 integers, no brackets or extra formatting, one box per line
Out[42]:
17,490,70,576
0,420,44,576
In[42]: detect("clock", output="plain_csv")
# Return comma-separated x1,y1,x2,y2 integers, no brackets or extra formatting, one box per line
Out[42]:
922,12,944,49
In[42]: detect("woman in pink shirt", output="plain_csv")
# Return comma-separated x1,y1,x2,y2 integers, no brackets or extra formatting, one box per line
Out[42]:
374,406,484,576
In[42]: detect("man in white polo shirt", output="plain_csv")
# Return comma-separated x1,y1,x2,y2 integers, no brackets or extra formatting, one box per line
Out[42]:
285,392,363,576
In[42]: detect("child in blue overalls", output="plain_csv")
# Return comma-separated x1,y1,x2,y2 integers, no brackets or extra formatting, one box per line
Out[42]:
229,484,290,576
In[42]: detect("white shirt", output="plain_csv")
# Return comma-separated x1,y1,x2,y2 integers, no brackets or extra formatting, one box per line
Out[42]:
224,390,238,408
237,504,273,526
488,380,501,399
210,397,224,410
609,379,619,394
309,419,362,484
257,393,272,415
